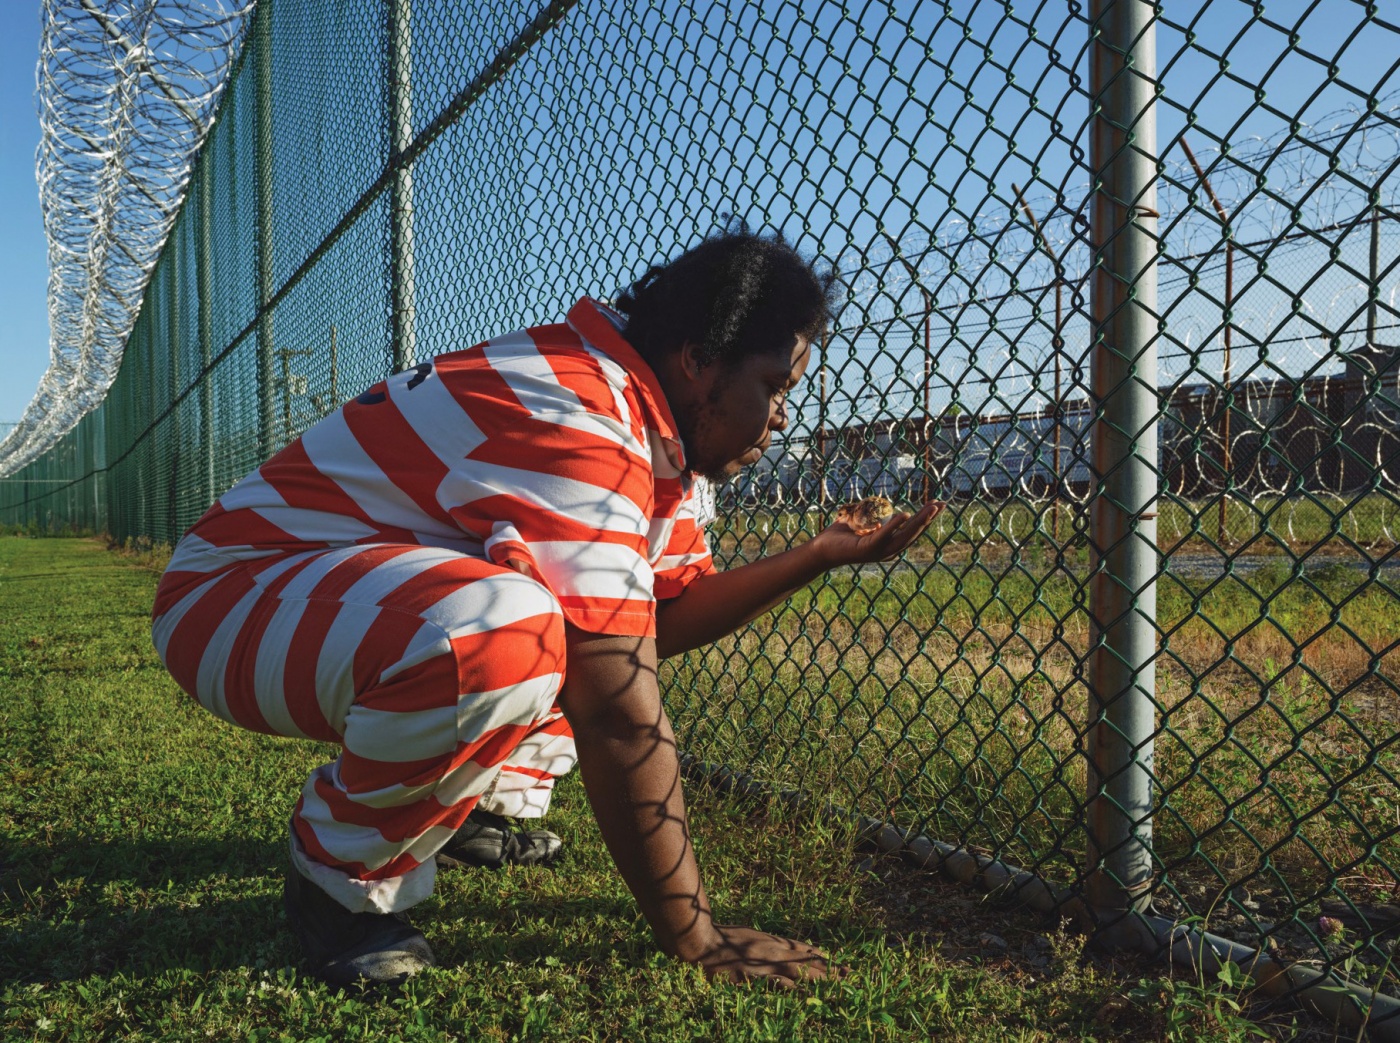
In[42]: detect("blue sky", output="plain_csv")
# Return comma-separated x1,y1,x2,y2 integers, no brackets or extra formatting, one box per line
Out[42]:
0,6,48,427
0,1,1394,441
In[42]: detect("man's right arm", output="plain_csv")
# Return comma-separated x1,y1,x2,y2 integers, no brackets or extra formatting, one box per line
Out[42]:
655,502,943,659
558,623,837,985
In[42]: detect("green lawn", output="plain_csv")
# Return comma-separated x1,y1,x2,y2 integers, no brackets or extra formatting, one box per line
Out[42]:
0,537,1350,1041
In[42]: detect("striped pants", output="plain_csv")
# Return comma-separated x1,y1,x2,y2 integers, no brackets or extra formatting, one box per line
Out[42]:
151,544,572,914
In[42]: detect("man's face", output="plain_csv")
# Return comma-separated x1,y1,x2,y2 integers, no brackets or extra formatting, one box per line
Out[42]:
676,336,813,483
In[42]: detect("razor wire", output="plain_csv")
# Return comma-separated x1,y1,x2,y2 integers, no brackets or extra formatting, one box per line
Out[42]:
722,99,1400,552
0,0,254,478
2,0,1399,1032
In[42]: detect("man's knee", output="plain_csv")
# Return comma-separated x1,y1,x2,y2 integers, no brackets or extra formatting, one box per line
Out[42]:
387,559,564,701
348,560,567,759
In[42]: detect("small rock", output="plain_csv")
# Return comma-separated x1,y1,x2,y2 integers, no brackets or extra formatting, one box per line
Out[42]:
978,932,1007,951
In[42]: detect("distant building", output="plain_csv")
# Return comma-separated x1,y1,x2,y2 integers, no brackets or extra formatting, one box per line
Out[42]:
717,365,1400,508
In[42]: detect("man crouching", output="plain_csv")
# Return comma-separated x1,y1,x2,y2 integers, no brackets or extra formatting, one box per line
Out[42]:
152,228,938,987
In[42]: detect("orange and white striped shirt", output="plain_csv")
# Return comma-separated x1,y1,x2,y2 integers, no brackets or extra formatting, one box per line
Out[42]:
159,298,715,638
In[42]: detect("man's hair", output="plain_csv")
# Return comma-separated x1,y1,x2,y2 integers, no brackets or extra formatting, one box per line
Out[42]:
614,227,840,368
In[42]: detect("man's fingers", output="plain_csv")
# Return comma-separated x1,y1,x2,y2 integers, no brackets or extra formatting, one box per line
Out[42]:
876,509,916,536
702,931,838,987
909,500,945,530
865,506,934,556
877,501,942,539
849,501,943,562
892,501,944,544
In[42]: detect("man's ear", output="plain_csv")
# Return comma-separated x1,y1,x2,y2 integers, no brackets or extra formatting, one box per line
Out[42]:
678,340,707,382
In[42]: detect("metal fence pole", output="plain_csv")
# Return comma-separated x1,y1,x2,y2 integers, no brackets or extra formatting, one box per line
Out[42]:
1011,184,1065,538
142,313,155,539
89,424,99,531
329,323,340,408
817,330,829,508
167,247,181,544
388,0,418,373
96,420,106,534
102,404,114,537
1179,139,1234,545
198,162,214,505
255,0,276,457
1370,204,1382,345
1086,0,1160,935
881,231,935,504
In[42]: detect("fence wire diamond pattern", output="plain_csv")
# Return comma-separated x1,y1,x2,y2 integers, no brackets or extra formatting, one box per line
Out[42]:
4,0,1398,1029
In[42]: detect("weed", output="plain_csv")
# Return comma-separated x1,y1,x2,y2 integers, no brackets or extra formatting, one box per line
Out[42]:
1127,970,1279,1042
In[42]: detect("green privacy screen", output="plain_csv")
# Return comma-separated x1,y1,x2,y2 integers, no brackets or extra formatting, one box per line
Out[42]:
4,0,1398,1018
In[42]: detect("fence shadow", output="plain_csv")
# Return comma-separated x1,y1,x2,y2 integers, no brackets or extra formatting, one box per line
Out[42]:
2,833,672,984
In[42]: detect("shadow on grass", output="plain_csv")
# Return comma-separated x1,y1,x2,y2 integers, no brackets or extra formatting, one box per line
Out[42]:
1,833,282,893
4,890,687,986
2,892,283,984
1,832,673,985
3,823,945,987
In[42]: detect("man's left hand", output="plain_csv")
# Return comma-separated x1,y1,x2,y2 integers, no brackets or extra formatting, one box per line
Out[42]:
809,501,945,567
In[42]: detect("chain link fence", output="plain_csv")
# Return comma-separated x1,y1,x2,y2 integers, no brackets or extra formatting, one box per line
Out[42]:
3,0,1398,1030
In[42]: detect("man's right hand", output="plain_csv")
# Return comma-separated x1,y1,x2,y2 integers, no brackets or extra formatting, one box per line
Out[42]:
560,627,849,988
689,925,844,986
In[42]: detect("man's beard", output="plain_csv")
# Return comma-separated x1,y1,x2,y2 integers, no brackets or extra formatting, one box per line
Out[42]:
692,462,739,485
679,373,747,485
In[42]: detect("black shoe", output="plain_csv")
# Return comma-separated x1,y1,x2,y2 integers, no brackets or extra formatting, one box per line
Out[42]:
283,868,436,987
435,808,564,870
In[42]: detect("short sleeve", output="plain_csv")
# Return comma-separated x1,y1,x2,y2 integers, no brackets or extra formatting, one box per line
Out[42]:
653,480,717,600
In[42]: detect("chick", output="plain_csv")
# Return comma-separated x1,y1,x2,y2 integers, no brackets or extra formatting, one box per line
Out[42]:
834,495,895,536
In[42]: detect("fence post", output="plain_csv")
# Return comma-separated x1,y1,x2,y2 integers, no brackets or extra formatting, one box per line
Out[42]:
1178,139,1234,544
198,160,215,505
96,419,106,535
388,0,418,373
1086,0,1160,939
89,423,99,532
817,330,829,508
167,246,181,544
255,0,276,457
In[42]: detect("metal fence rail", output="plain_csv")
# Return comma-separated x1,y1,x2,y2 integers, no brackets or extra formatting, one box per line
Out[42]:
3,0,1398,1030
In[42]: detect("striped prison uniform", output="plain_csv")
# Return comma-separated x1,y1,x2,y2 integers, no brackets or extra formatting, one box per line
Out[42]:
151,298,715,914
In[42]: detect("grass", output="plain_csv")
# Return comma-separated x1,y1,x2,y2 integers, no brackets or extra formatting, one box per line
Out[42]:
0,536,1348,1041
671,511,1400,991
